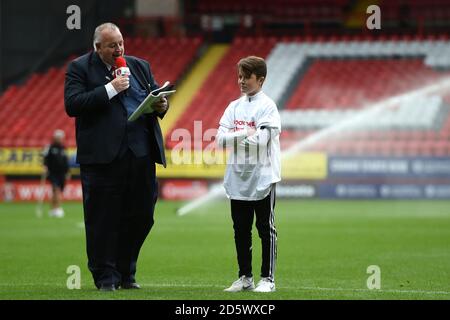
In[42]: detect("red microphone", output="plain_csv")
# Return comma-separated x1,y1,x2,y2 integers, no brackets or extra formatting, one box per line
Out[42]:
114,56,130,96
114,56,130,77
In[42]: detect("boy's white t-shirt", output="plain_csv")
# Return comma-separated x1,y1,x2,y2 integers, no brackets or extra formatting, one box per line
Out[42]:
218,90,281,201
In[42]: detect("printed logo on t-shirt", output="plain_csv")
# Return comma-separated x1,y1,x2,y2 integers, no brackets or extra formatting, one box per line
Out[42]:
234,120,255,127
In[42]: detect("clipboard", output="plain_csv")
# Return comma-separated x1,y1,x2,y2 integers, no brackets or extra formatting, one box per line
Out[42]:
128,81,176,121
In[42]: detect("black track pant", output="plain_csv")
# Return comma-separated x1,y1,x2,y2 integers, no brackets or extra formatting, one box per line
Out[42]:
230,185,277,282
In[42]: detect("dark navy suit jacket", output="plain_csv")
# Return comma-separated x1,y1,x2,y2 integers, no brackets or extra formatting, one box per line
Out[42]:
64,51,166,166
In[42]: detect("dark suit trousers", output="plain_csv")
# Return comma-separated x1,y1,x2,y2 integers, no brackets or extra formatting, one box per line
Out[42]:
80,150,157,288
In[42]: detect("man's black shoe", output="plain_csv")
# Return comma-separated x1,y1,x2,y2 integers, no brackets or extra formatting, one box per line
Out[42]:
99,284,117,292
121,282,141,289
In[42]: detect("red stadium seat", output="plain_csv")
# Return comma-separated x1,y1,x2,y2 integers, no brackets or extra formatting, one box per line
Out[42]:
0,37,203,149
166,36,276,149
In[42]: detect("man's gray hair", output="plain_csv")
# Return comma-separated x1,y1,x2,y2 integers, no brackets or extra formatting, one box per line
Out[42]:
93,22,120,51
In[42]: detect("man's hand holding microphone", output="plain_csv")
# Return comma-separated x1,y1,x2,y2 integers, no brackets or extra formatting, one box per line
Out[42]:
111,75,129,93
110,56,168,114
111,56,130,94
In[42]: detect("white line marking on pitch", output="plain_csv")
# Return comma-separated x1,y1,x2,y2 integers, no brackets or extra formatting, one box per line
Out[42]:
139,283,450,295
1,283,449,296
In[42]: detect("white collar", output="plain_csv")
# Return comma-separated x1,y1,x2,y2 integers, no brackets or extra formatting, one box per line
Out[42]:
245,90,263,102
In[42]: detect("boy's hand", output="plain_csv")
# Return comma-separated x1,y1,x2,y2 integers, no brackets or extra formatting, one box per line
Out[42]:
246,127,256,137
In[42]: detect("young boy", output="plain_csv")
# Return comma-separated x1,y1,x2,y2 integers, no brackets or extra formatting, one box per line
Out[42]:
216,56,281,293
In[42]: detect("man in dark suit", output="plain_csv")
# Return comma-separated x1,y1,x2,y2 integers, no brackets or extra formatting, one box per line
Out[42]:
64,22,168,291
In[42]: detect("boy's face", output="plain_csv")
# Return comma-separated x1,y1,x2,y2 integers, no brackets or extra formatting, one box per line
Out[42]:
238,68,264,96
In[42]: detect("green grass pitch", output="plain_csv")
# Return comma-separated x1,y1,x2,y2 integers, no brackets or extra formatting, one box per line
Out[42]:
0,199,449,300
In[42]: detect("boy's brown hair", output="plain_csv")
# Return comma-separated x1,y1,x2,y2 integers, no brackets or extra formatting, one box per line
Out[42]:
237,56,267,80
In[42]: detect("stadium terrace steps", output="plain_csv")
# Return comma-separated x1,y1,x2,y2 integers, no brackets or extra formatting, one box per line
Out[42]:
165,37,277,149
0,37,203,149
160,44,229,137
380,0,450,25
188,0,348,22
264,40,450,110
2,35,450,158
267,39,450,157
285,59,450,110
124,36,203,84
281,95,443,130
187,0,450,27
165,36,450,157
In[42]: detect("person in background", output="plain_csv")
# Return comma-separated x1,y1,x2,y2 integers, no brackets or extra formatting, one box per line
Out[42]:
43,129,70,218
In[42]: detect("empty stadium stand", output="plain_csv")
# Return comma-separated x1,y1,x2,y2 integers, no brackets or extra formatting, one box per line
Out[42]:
188,0,349,23
166,35,450,157
0,37,203,148
2,34,450,157
273,37,450,156
166,36,277,149
380,0,450,27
